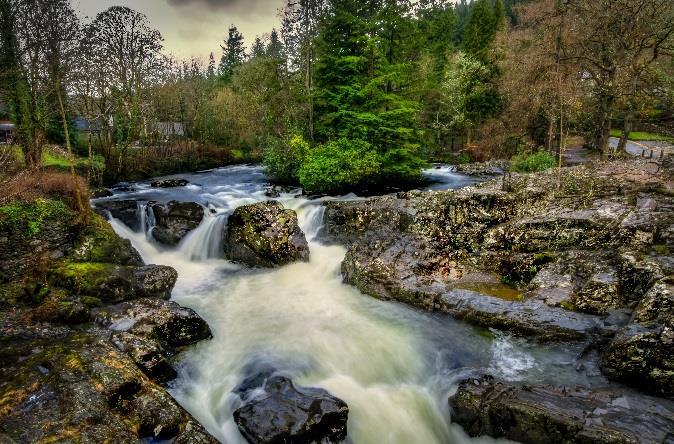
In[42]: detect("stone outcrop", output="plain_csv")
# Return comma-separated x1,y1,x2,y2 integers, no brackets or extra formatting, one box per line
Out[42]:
328,162,674,344
449,375,674,444
149,201,205,246
0,327,216,443
224,201,310,267
0,201,216,442
233,365,349,444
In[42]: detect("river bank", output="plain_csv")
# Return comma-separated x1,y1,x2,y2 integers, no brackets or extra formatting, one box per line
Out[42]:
1,160,673,443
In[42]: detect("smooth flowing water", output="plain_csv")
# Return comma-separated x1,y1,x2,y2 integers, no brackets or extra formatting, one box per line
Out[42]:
99,165,603,444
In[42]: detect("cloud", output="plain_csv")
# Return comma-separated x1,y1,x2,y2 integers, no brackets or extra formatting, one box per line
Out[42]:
166,0,266,12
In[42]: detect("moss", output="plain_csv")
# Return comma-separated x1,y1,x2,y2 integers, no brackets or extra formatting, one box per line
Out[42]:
559,300,577,311
0,198,73,237
71,213,141,265
652,244,669,256
49,261,113,297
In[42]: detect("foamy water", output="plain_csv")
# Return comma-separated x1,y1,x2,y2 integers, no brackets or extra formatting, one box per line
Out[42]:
98,165,603,444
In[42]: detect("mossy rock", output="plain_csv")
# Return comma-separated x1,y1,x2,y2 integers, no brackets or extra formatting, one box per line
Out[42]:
224,201,310,267
70,213,143,266
49,262,178,303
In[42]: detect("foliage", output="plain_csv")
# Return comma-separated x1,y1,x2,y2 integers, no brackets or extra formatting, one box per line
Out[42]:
510,150,556,173
263,135,310,184
298,139,380,194
0,198,71,236
608,130,674,142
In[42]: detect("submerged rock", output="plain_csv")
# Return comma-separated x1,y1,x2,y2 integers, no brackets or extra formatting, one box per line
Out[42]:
224,201,310,267
96,199,141,230
150,201,205,246
233,366,349,444
151,178,190,188
449,375,674,444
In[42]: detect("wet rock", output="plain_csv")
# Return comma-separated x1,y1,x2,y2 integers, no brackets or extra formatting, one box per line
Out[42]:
224,201,310,267
90,188,114,199
51,263,178,303
151,178,190,188
342,232,625,340
0,329,217,443
150,201,205,246
96,200,141,231
449,375,674,444
93,298,212,352
602,280,674,399
70,213,143,266
233,368,349,444
111,331,178,384
455,160,508,176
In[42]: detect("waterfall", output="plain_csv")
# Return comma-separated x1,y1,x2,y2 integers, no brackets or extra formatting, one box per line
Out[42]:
137,202,157,239
300,204,326,242
180,213,227,261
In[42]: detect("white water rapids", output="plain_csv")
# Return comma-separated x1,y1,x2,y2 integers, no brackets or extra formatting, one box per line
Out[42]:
99,165,602,444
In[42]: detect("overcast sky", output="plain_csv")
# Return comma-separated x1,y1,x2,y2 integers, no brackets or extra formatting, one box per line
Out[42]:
75,0,285,61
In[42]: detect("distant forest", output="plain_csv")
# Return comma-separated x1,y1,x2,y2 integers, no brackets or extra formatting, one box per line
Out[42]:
1,0,673,190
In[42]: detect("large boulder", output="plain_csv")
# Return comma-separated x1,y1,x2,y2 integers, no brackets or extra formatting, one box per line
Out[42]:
233,365,349,444
51,262,178,304
224,201,310,267
70,213,143,266
150,201,205,246
449,375,674,444
96,200,141,231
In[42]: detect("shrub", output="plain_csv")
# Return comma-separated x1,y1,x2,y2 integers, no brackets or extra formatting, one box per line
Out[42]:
0,170,89,210
298,139,380,194
263,134,310,184
510,150,556,173
378,144,427,184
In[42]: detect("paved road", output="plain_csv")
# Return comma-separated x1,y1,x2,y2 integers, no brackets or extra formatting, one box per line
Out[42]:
609,137,674,160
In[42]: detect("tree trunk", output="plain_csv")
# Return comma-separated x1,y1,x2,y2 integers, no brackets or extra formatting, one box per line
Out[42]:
617,110,633,154
594,89,615,161
56,80,84,213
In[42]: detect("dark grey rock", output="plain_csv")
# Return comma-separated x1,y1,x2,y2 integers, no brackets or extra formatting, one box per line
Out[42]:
150,201,205,246
151,178,190,188
96,200,141,231
449,375,674,444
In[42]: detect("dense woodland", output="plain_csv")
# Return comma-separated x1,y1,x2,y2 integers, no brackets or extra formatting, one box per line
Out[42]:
0,0,673,192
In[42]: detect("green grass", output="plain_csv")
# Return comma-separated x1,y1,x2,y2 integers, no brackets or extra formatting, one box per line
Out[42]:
42,150,105,172
609,130,674,142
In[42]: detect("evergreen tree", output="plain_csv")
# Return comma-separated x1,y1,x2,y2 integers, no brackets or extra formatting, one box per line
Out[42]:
207,52,216,78
266,28,284,60
219,25,246,80
314,0,425,185
462,0,497,58
251,36,266,58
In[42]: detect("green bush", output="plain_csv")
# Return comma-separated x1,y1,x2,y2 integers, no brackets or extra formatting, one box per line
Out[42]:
511,150,556,173
298,138,380,194
263,134,309,184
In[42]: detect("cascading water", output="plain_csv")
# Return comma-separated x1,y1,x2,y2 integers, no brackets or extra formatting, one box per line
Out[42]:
97,165,604,444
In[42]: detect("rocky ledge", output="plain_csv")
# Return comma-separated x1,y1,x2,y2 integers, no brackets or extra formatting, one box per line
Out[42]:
326,160,674,398
0,200,215,442
449,375,674,444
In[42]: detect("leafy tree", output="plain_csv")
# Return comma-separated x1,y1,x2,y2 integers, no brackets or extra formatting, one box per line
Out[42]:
219,25,246,80
263,134,309,184
463,0,500,59
298,138,380,193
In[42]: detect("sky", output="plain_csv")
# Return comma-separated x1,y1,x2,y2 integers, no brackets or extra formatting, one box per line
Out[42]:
76,0,286,61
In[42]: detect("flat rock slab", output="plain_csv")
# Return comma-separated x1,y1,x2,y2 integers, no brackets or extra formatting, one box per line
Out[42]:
450,375,674,444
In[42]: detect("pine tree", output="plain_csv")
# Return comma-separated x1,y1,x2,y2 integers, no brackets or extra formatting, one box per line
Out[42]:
266,28,284,59
462,0,497,58
251,36,266,58
219,25,246,80
207,52,216,78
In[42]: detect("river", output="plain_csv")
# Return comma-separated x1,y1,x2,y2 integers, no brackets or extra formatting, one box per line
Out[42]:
98,165,603,444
